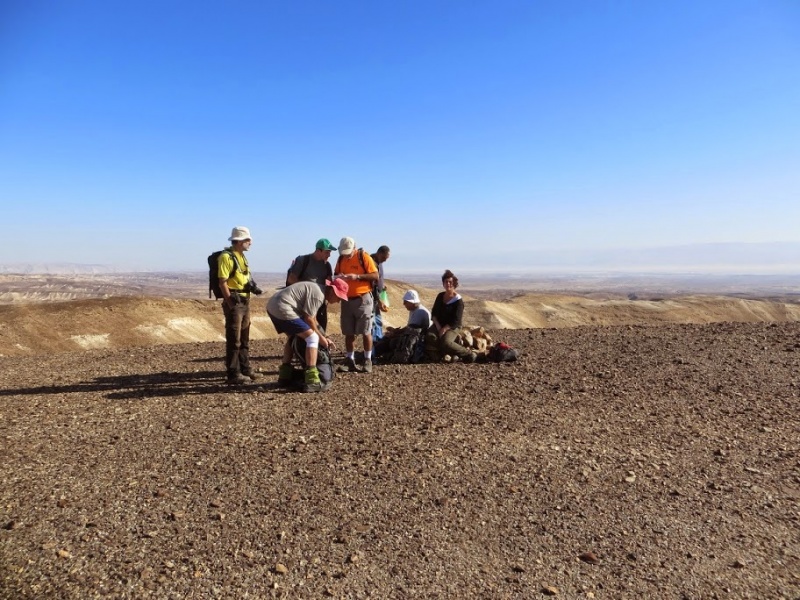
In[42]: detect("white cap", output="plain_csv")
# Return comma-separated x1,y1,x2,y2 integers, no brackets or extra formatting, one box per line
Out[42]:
338,236,355,256
228,226,251,241
402,289,420,304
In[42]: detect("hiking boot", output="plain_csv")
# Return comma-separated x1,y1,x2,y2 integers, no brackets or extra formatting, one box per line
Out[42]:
277,363,294,388
226,373,248,386
360,359,373,374
242,369,261,381
303,366,322,393
337,357,357,373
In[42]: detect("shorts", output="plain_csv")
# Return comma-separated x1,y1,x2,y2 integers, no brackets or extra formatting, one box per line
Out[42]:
268,314,310,336
340,293,374,336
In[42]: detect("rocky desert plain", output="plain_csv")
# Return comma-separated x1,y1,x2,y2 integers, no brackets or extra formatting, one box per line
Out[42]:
1,271,799,599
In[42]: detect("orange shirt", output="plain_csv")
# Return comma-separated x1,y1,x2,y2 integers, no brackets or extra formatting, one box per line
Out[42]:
335,250,378,298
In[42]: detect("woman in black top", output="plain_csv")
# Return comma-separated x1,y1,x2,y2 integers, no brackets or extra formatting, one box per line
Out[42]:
429,269,476,362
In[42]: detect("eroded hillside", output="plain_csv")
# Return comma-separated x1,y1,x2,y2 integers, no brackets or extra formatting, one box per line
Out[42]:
2,280,800,356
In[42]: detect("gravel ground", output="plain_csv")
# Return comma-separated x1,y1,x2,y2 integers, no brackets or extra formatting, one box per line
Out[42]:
1,323,799,599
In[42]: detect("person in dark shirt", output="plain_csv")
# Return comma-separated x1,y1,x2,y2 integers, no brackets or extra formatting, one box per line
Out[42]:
429,269,476,363
370,245,391,341
286,238,336,331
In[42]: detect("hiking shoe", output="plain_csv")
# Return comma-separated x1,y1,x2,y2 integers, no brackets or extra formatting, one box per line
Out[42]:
242,369,261,381
226,373,248,386
360,359,373,373
303,366,322,393
277,363,294,387
337,357,357,373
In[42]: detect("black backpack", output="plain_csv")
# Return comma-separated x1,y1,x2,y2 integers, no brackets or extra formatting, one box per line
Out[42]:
487,342,519,362
208,250,243,299
374,326,426,364
285,254,333,287
290,334,335,391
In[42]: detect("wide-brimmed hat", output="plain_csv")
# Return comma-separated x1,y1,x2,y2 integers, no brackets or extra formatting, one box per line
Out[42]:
316,238,336,251
228,226,251,241
402,289,420,304
326,278,349,301
338,236,355,256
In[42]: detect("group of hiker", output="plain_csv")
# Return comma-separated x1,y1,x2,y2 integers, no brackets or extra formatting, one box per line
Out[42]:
215,226,475,391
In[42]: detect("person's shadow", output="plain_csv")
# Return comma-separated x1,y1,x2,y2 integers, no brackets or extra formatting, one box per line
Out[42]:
0,353,288,400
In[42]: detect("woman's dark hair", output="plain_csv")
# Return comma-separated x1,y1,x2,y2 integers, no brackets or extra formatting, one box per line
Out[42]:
442,269,458,288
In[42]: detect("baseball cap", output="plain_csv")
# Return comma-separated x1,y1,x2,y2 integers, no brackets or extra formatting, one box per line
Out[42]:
338,236,355,256
403,290,420,304
316,238,336,251
326,278,349,301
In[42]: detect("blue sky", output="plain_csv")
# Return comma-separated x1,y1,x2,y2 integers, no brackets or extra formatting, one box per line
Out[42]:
2,1,799,273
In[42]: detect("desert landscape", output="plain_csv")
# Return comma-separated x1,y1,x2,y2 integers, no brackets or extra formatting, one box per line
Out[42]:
1,273,799,599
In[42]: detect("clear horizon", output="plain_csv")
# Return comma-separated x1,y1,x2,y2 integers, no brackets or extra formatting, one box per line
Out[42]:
3,240,800,277
2,1,799,273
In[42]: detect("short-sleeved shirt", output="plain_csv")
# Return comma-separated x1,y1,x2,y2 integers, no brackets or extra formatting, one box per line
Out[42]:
288,254,332,289
334,250,378,298
267,281,325,321
407,306,431,330
218,249,250,291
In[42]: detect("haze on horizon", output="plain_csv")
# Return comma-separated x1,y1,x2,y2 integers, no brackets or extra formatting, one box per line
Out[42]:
1,1,799,274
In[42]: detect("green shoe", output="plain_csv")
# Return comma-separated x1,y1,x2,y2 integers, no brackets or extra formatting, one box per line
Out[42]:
303,367,322,393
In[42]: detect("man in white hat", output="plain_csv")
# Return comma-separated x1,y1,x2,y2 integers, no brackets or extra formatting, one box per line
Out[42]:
333,236,379,373
218,226,262,385
402,289,431,330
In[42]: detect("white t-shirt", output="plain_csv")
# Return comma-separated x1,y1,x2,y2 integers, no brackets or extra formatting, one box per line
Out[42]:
407,305,431,330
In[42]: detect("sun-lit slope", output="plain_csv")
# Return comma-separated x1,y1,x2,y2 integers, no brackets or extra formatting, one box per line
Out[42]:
0,298,228,356
482,295,800,329
2,283,800,356
465,294,800,329
385,281,800,329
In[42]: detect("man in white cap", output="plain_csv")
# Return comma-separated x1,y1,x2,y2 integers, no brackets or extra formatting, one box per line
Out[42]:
402,289,431,330
334,236,379,373
218,226,262,385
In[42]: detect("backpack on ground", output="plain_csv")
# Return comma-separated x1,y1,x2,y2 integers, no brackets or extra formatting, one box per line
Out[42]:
289,333,335,390
487,342,519,362
374,326,426,364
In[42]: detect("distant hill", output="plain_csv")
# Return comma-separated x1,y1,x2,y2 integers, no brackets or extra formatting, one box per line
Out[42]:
2,279,800,356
